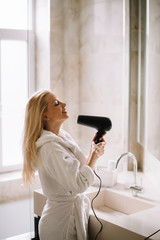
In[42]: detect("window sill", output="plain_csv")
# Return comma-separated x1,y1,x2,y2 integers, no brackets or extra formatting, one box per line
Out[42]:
0,170,23,182
0,171,41,203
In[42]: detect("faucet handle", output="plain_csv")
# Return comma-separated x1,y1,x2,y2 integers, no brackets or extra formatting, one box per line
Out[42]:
130,184,143,192
130,184,143,197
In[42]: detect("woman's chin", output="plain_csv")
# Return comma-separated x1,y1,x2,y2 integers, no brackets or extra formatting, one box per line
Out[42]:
63,113,69,119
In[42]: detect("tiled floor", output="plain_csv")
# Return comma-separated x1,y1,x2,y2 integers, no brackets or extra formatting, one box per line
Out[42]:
4,232,34,240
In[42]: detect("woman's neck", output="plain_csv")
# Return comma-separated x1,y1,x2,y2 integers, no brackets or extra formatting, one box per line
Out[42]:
43,117,66,136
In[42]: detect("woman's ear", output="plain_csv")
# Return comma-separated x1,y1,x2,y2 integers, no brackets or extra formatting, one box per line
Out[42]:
43,113,49,121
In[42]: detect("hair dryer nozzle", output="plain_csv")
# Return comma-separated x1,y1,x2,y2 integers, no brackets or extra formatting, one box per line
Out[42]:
77,115,112,144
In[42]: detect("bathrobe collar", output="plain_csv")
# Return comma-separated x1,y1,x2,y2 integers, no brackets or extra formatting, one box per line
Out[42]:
36,129,86,166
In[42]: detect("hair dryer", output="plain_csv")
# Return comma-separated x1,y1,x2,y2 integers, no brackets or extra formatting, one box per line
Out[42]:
77,115,112,144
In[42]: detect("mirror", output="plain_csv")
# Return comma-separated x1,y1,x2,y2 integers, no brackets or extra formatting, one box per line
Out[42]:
138,0,160,160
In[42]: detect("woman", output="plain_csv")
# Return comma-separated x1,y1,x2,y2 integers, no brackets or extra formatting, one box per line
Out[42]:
22,89,106,240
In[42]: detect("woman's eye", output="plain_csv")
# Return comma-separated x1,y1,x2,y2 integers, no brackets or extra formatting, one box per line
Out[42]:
55,100,59,106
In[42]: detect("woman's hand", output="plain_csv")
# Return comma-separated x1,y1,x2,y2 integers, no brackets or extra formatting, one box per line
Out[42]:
91,141,106,159
87,132,106,170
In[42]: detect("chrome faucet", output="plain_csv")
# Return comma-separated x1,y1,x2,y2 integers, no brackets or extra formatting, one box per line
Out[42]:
116,152,143,193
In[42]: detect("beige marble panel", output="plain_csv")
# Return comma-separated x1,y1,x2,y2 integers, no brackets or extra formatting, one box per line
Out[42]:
147,0,160,160
37,0,128,164
78,0,126,163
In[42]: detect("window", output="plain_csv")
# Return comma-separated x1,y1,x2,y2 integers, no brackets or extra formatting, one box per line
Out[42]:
0,0,35,172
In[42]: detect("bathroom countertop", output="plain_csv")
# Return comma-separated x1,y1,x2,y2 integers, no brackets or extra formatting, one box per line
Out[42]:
88,186,160,239
90,171,160,240
34,172,160,239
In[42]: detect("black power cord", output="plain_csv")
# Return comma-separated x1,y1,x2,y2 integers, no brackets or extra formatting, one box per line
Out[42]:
91,170,103,240
144,228,160,240
91,171,160,240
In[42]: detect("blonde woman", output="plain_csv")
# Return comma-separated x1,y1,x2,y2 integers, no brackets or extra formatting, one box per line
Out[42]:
22,89,106,240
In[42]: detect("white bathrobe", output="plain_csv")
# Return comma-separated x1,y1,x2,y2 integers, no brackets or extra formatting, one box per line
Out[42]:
36,129,95,240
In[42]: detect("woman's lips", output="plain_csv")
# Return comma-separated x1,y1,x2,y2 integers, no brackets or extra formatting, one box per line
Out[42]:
62,109,67,114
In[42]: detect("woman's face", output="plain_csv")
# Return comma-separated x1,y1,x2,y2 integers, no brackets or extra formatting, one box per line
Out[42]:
44,93,69,125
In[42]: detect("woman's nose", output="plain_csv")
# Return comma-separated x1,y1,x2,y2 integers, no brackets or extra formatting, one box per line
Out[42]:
61,101,66,107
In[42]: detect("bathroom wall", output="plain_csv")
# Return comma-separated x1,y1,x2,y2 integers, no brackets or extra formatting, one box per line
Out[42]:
129,0,160,185
0,198,32,239
129,0,145,170
144,0,160,184
48,0,129,165
0,172,41,238
147,0,160,160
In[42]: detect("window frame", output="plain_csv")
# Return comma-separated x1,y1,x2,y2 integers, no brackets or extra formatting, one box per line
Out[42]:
0,1,35,173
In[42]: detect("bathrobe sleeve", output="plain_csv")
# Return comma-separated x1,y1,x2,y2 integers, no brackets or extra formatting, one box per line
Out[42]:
40,141,95,194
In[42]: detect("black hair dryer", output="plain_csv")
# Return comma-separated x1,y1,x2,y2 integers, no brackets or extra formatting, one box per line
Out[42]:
77,115,112,144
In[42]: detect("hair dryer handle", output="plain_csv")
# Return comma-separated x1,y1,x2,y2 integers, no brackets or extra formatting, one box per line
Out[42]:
94,130,106,144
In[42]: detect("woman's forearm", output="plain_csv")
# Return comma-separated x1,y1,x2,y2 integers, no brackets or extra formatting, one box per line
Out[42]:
88,153,98,170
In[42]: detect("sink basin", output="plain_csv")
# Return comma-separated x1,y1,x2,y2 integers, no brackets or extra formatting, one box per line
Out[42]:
87,189,156,240
87,189,155,218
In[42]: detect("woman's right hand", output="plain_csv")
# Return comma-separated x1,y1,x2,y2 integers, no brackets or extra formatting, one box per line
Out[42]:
91,140,106,159
87,133,106,170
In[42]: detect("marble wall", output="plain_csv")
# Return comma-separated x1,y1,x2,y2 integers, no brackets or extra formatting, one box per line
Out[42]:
144,0,160,185
147,0,160,160
47,0,129,165
129,0,144,170
35,0,160,191
129,0,160,184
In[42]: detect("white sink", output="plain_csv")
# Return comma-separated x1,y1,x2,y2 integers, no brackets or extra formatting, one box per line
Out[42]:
87,189,154,217
87,189,156,240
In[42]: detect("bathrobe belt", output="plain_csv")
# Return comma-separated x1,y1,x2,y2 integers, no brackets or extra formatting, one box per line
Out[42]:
48,193,90,240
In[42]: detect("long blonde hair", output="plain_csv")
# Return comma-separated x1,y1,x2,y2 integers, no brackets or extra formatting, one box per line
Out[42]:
22,89,51,185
